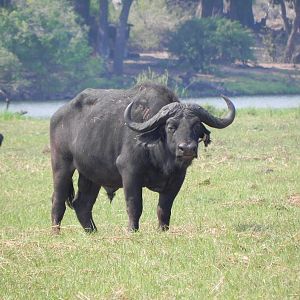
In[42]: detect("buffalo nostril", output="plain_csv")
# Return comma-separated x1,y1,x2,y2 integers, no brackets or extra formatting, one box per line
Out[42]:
178,143,187,153
189,144,197,153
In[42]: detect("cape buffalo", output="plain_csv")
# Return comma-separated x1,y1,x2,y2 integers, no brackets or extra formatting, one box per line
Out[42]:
50,83,235,233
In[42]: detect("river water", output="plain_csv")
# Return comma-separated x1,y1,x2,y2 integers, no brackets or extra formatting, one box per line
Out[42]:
0,94,299,118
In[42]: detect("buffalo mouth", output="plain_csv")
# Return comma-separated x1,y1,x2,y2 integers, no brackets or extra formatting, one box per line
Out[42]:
176,154,197,161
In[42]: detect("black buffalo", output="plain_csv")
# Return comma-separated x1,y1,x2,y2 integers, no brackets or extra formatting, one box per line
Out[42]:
50,83,235,233
0,133,3,146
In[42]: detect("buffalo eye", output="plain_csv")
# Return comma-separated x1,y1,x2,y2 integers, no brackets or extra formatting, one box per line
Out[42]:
167,124,177,133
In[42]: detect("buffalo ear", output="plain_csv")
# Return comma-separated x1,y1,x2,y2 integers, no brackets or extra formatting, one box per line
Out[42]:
203,133,211,147
201,126,211,147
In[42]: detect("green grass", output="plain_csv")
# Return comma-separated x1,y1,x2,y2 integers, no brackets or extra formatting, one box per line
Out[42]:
0,109,300,299
223,75,300,96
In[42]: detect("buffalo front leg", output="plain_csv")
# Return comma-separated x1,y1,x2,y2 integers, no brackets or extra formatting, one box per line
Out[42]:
157,193,175,231
122,176,143,232
157,173,185,231
72,174,100,233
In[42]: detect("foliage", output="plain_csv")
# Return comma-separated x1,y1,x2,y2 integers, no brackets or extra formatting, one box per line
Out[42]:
129,0,180,50
0,109,300,298
0,46,22,82
168,17,254,72
214,18,255,63
0,0,104,98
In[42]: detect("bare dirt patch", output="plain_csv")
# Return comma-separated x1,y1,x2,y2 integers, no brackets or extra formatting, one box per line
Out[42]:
288,194,300,207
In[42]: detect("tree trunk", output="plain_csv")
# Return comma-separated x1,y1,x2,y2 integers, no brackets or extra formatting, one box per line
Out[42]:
225,0,254,28
73,0,90,26
284,0,300,63
98,0,109,58
0,0,11,7
196,0,223,17
212,0,223,16
73,0,98,51
196,0,213,17
279,0,291,33
113,0,133,75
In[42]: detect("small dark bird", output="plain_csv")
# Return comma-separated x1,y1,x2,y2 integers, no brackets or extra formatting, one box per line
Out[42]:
0,133,3,146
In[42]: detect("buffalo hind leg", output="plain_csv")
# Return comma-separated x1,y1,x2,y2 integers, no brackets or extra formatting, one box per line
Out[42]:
73,174,100,233
51,160,75,234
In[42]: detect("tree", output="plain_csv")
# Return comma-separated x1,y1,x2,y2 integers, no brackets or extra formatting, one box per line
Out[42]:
0,0,10,8
71,0,100,52
284,0,300,62
196,0,223,18
98,0,109,57
113,0,133,75
270,0,291,33
279,0,291,33
73,0,90,25
224,0,254,28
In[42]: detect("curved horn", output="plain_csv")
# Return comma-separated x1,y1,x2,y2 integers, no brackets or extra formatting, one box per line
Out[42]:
192,95,235,129
124,102,180,133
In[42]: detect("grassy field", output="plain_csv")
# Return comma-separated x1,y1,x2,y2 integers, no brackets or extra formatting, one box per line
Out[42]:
0,108,299,299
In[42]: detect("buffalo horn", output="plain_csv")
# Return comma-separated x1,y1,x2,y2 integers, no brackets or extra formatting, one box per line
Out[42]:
192,95,235,129
124,102,180,133
124,95,235,132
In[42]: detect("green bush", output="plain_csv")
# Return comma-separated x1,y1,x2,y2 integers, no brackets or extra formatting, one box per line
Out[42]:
168,17,254,72
0,47,22,82
0,0,104,98
214,18,254,63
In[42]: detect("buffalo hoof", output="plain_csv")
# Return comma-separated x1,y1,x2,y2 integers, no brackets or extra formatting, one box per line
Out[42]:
84,227,97,234
158,224,170,231
52,225,61,235
128,226,139,233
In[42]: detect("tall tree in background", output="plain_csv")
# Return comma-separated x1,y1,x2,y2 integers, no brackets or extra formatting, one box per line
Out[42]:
72,0,99,52
270,0,291,33
196,0,223,17
0,0,10,7
73,0,90,26
113,0,133,75
284,0,300,62
224,0,254,28
279,0,291,33
98,0,109,57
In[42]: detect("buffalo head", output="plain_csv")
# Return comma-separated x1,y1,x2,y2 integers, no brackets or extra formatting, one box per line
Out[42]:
124,96,235,164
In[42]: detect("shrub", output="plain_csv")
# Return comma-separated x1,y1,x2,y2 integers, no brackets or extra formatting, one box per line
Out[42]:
214,18,254,63
0,47,22,82
168,17,254,72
